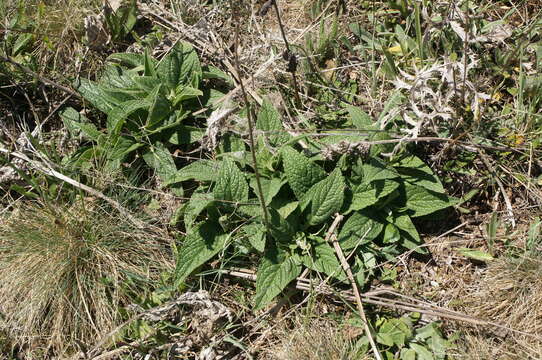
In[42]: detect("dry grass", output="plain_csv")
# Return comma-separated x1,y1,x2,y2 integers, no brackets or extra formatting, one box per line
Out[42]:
261,316,370,360
457,254,542,359
0,199,172,357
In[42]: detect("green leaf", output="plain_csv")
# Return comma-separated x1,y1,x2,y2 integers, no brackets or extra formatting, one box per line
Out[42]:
347,105,374,129
146,85,171,128
457,248,494,262
403,183,456,217
303,238,347,282
383,223,401,244
254,246,302,310
338,211,384,250
302,168,345,226
256,99,290,147
184,191,215,230
394,155,445,193
143,48,157,77
250,177,284,205
174,220,229,287
107,52,145,68
282,147,326,200
165,160,219,185
244,223,267,253
350,179,399,212
362,157,399,183
377,318,412,347
142,142,177,182
410,343,435,360
172,86,203,106
400,348,416,360
107,99,151,135
268,208,296,246
213,158,249,203
157,41,201,89
75,78,116,114
60,107,102,141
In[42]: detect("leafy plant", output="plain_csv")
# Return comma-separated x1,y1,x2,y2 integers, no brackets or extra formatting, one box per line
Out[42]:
174,98,457,310
60,41,227,186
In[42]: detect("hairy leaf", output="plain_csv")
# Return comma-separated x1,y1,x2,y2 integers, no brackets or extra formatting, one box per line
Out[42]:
165,160,219,185
256,99,290,146
213,158,249,203
174,220,229,287
254,246,301,310
142,142,177,182
282,147,326,200
338,211,384,250
403,183,455,217
394,155,445,193
303,238,347,282
350,179,399,212
302,168,345,226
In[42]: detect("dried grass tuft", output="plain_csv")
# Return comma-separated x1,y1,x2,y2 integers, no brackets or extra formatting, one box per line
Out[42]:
0,200,172,357
263,317,370,360
460,254,542,359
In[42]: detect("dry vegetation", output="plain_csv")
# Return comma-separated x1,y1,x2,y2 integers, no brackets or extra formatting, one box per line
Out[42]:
1,0,542,359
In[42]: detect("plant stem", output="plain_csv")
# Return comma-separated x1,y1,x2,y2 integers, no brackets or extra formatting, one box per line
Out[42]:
229,0,270,230
272,0,302,107
329,213,383,360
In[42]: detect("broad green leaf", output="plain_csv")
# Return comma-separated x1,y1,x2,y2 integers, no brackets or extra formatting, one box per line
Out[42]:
362,157,399,183
254,246,301,310
394,155,445,193
388,213,426,254
60,107,101,141
100,65,135,88
157,41,201,89
146,85,171,128
400,348,416,360
269,197,299,219
244,223,267,253
302,168,345,226
142,142,177,182
165,160,219,185
457,248,494,262
268,208,296,246
347,105,373,129
202,65,233,85
256,99,290,146
383,223,400,243
173,86,203,106
377,318,411,347
107,99,151,134
168,125,205,145
250,177,284,205
132,76,162,93
174,220,229,287
403,183,456,217
410,343,435,360
338,211,384,250
106,136,144,163
303,238,347,282
156,45,181,89
350,179,399,212
213,158,249,203
107,52,145,68
75,78,116,114
184,191,214,230
282,147,326,200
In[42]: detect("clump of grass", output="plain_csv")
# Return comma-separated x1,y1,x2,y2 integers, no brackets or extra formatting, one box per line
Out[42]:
0,199,172,357
264,317,370,360
461,254,542,358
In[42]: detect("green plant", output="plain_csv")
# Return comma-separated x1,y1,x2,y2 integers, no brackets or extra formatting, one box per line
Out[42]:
103,0,138,42
60,41,229,187
174,98,457,310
